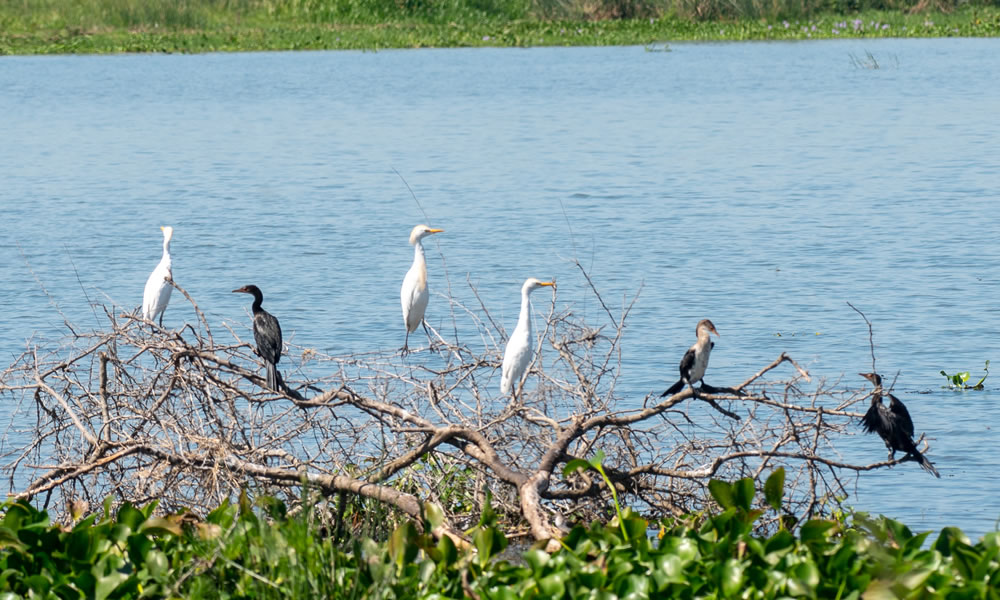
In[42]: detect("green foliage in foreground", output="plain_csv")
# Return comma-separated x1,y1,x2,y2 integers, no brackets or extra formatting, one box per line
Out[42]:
0,0,998,54
2,477,999,599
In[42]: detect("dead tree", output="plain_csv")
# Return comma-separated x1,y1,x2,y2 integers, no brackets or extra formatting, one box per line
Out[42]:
0,276,914,547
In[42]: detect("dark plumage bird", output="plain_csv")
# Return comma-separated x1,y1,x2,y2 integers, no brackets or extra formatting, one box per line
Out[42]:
233,285,283,392
662,319,719,397
859,372,939,478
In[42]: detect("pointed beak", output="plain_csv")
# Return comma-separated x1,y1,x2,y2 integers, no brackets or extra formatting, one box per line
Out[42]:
429,228,444,234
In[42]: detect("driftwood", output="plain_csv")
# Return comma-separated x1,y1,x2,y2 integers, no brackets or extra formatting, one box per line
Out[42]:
0,274,917,548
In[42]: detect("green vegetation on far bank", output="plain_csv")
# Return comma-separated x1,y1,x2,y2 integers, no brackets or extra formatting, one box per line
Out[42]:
0,0,999,54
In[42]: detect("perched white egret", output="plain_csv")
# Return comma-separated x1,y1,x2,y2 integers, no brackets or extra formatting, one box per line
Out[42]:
142,226,174,327
500,278,556,397
662,319,719,397
400,224,444,353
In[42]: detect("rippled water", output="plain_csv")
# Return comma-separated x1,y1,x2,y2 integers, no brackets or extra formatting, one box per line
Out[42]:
2,39,999,538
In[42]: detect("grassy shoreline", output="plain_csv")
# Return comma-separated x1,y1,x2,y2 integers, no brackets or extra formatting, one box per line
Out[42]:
1,5,998,54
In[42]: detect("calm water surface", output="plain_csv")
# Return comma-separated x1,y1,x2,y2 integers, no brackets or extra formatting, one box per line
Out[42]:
2,39,999,537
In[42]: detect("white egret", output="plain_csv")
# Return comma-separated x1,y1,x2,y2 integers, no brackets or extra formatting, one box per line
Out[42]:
400,224,443,353
233,285,283,392
500,277,556,397
661,319,719,397
142,226,174,327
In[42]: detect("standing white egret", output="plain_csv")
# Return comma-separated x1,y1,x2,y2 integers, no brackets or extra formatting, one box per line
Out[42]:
142,226,174,327
500,277,556,397
661,319,719,397
400,224,443,353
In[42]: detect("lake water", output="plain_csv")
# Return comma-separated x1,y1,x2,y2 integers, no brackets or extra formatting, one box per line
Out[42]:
1,39,999,539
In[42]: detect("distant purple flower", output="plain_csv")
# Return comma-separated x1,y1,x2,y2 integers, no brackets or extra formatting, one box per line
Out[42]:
833,28,840,34
483,35,490,40
870,20,875,26
811,25,817,31
783,20,789,28
807,32,812,37
838,21,846,28
577,28,583,33
768,25,773,30
853,18,862,30
802,26,807,31
925,20,934,26
881,23,889,30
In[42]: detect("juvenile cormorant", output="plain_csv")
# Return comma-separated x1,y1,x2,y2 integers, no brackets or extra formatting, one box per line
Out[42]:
400,224,444,353
500,278,555,397
662,319,719,397
142,226,174,327
233,285,283,392
859,372,940,478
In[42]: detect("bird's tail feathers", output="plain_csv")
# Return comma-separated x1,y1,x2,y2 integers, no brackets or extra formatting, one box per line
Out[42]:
266,361,279,392
916,453,940,478
661,379,685,397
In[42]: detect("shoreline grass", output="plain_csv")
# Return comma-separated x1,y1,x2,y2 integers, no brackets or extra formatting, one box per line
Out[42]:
1,3,998,54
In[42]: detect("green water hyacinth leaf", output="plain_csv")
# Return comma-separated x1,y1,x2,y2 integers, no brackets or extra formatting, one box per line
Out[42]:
389,521,419,568
538,571,567,597
434,534,457,566
720,558,744,597
423,502,445,530
473,526,507,567
562,458,591,476
139,516,182,537
0,526,25,551
764,468,785,512
732,478,754,513
523,548,549,574
799,519,835,544
708,479,734,509
476,491,498,529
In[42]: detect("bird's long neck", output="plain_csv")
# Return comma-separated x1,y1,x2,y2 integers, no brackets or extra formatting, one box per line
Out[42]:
411,240,428,289
250,290,264,314
412,240,427,269
517,288,533,333
869,379,883,403
695,328,711,350
161,237,172,265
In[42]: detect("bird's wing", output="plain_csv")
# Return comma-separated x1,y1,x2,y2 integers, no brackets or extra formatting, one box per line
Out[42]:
254,311,283,366
860,400,885,435
401,267,430,331
888,395,915,439
500,328,532,394
678,347,696,379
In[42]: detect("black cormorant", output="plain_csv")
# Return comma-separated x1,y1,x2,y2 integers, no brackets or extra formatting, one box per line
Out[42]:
233,285,283,392
859,372,940,478
662,319,719,397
